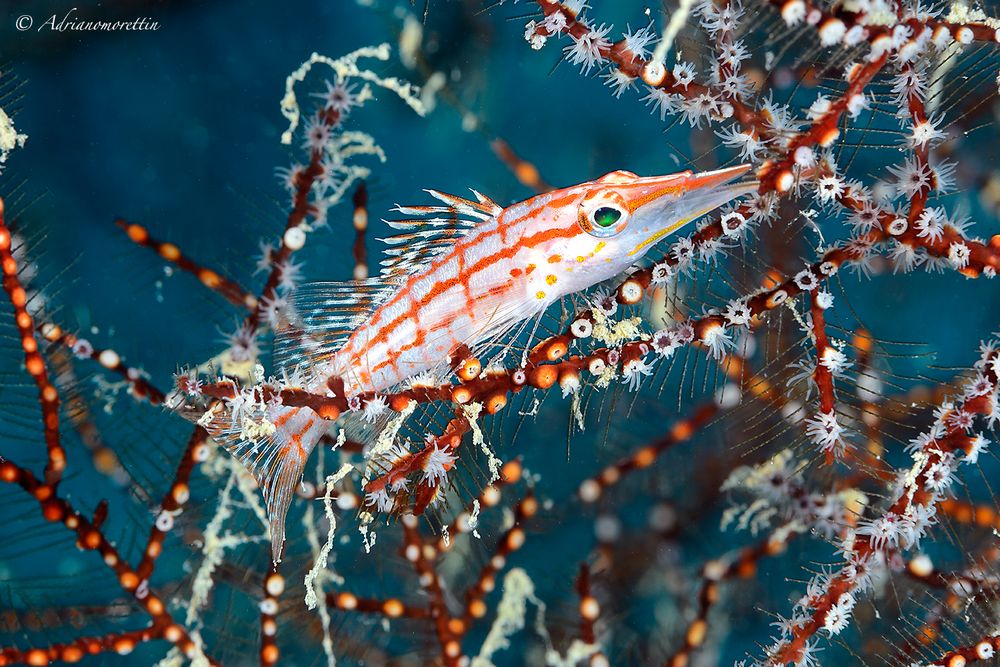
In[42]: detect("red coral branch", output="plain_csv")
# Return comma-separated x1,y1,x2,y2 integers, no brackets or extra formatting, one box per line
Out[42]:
259,566,283,667
39,323,166,405
575,563,602,652
578,402,719,504
116,219,257,311
0,627,159,666
490,138,551,193
667,531,798,667
351,181,369,280
0,460,212,665
245,105,343,334
768,349,999,665
531,0,770,136
0,202,65,485
135,428,208,581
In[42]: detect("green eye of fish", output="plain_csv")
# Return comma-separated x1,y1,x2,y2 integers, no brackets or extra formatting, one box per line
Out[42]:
593,206,622,228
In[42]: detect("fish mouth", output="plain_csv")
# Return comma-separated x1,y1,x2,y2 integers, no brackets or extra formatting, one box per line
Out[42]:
627,165,757,257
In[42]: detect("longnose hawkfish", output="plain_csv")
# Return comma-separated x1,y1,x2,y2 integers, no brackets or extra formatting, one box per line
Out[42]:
186,164,755,561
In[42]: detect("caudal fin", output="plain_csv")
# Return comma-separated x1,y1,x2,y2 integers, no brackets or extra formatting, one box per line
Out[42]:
182,400,328,562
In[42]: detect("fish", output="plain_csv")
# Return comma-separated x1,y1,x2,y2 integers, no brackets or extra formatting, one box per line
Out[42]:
192,164,755,561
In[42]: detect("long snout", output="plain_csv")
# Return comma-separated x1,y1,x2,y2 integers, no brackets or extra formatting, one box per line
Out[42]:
625,165,756,257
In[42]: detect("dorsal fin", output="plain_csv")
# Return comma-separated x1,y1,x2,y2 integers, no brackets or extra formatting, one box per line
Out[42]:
467,188,502,214
275,188,504,377
424,188,502,220
379,188,503,278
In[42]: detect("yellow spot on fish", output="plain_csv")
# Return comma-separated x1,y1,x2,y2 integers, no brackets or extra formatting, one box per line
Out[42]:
546,274,558,285
577,242,608,264
536,290,546,300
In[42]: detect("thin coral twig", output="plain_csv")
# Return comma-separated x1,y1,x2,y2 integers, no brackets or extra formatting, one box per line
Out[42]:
116,219,257,311
259,566,283,667
0,627,159,665
135,428,209,581
245,105,344,334
40,322,167,405
351,181,369,280
0,200,65,484
769,348,999,664
0,460,214,664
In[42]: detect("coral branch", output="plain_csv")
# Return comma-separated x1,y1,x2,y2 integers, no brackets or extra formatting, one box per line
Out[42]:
136,428,209,581
351,181,369,280
400,513,463,665
40,322,166,405
762,0,1000,46
326,592,429,619
578,402,719,504
530,0,770,136
575,563,602,655
0,199,64,484
490,138,551,193
462,491,537,628
0,627,158,666
765,344,1000,665
245,105,343,334
0,459,211,664
259,566,283,667
116,219,257,311
667,531,796,667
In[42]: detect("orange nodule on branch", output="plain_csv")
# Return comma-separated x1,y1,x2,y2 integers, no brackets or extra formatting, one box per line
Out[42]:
529,366,558,389
0,462,18,483
24,649,49,666
42,500,64,522
457,357,481,382
469,599,487,618
501,459,522,483
485,393,507,414
119,571,140,590
390,395,413,412
159,243,181,262
260,645,279,665
451,386,472,404
515,162,540,188
545,338,568,361
199,269,221,288
316,404,340,420
125,223,148,244
382,598,404,618
60,646,84,663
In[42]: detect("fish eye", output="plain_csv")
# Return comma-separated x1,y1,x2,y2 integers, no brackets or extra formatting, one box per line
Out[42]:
579,191,629,238
593,206,622,228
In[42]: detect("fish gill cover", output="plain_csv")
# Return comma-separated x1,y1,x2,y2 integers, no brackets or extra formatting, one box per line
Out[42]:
1,0,1000,665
